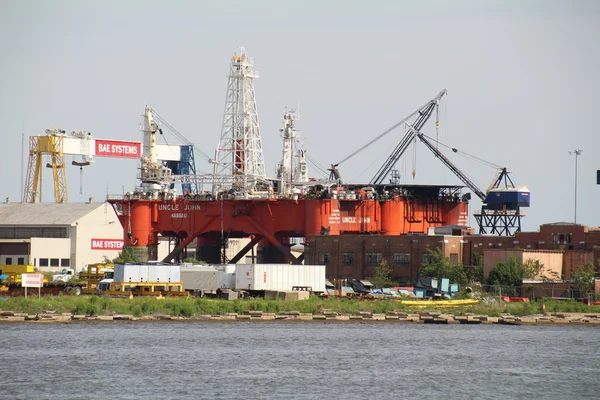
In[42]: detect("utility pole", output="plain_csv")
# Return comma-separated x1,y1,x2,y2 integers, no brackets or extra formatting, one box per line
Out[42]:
569,149,583,223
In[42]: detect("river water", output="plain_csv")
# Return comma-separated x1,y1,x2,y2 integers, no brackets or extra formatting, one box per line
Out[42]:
1,321,598,399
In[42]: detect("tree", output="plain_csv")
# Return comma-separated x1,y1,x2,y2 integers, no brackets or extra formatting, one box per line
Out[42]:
488,257,549,287
369,259,394,288
183,257,206,264
488,256,522,287
418,248,468,286
112,249,141,264
465,265,484,284
521,258,544,279
570,262,596,298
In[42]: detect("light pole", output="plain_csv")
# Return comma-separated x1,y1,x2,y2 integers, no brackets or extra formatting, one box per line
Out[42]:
569,149,583,224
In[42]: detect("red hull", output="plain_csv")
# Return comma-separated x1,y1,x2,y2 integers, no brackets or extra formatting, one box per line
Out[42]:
108,194,469,263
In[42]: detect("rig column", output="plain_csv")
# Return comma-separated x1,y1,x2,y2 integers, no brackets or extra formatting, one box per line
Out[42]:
125,201,158,262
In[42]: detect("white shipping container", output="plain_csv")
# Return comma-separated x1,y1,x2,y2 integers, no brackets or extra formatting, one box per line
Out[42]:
114,264,143,282
234,264,326,292
114,263,180,283
217,264,236,289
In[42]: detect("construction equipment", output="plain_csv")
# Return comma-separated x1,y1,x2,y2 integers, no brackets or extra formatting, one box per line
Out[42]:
328,88,529,235
79,263,114,294
0,264,86,296
328,89,447,184
415,132,530,235
107,51,470,265
23,113,183,203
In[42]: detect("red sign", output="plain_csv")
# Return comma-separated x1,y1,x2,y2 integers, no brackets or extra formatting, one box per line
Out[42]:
91,239,124,250
95,140,141,158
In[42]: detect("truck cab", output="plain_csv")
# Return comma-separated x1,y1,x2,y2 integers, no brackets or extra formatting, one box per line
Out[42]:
97,278,114,295
51,268,76,283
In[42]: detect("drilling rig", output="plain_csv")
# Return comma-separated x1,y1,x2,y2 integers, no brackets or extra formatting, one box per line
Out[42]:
107,49,470,264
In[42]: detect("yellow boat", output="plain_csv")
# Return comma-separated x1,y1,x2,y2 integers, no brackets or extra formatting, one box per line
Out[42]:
396,298,480,307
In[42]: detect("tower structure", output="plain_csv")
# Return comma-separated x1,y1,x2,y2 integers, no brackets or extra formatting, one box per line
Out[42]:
139,105,172,194
213,48,266,193
276,110,299,194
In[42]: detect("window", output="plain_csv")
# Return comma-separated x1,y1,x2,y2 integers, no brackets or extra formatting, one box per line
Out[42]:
318,253,330,264
365,252,383,267
50,258,59,267
61,259,70,267
553,233,572,244
5,257,12,265
17,257,25,265
392,253,410,266
342,253,354,266
422,253,434,264
450,253,459,266
39,258,49,267
0,227,67,239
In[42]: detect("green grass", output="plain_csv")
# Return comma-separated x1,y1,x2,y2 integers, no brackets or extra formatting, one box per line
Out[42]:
1,295,599,317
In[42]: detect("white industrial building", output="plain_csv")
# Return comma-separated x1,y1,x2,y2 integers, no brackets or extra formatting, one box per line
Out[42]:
0,201,126,272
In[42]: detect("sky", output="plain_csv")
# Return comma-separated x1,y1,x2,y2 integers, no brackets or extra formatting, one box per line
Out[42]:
1,0,599,232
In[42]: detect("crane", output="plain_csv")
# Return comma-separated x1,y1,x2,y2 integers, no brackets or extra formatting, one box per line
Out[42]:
328,89,447,184
152,110,213,196
416,132,530,236
23,110,182,203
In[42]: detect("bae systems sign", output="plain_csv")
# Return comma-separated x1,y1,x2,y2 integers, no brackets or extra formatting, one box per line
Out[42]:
95,140,141,158
91,239,125,250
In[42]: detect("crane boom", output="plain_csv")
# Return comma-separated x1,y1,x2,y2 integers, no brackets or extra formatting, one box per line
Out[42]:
417,133,487,201
369,89,447,185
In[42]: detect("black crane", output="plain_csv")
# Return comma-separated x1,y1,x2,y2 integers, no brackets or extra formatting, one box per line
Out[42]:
416,133,530,236
328,89,530,236
329,89,447,184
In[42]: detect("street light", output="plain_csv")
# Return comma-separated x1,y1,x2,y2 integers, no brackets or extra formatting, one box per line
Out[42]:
569,149,583,223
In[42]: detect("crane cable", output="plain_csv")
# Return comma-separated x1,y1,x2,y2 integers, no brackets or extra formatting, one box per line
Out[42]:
153,112,212,162
419,133,501,170
305,154,329,177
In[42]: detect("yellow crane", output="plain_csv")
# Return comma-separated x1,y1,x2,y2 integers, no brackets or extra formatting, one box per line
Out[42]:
23,129,69,203
22,112,183,204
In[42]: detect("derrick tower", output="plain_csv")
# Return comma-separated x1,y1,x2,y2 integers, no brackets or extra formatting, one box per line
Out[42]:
213,48,266,193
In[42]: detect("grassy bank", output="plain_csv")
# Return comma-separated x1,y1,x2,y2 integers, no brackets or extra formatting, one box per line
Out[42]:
1,295,599,318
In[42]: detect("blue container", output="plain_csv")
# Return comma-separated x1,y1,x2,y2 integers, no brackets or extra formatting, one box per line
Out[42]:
438,278,449,293
414,288,426,298
485,188,530,209
449,283,459,294
424,277,438,289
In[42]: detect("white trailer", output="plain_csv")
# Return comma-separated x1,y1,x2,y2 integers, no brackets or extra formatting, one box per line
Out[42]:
114,263,180,283
234,264,326,293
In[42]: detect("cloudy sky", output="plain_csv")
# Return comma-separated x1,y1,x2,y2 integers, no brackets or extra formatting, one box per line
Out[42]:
1,0,598,231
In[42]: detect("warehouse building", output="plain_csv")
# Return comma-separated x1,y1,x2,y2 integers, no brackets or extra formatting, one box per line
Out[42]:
307,222,600,284
0,201,126,272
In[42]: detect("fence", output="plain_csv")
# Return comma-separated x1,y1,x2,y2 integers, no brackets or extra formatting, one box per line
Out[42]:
479,283,598,302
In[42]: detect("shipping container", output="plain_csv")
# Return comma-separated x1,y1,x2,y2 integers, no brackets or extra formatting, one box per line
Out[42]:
234,264,326,292
114,263,180,283
180,266,219,291
217,264,236,289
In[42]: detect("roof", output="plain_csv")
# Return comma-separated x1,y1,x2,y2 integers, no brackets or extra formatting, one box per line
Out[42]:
542,222,581,226
0,202,106,226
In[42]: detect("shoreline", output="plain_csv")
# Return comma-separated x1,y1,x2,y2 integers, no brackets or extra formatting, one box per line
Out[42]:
2,310,600,326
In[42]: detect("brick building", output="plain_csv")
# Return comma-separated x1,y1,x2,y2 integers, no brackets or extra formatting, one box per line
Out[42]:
306,222,600,284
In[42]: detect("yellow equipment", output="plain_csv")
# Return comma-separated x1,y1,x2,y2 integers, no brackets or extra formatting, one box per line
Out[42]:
79,263,114,295
23,130,68,203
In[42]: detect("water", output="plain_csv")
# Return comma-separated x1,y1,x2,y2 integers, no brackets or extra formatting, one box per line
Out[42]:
1,321,598,399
